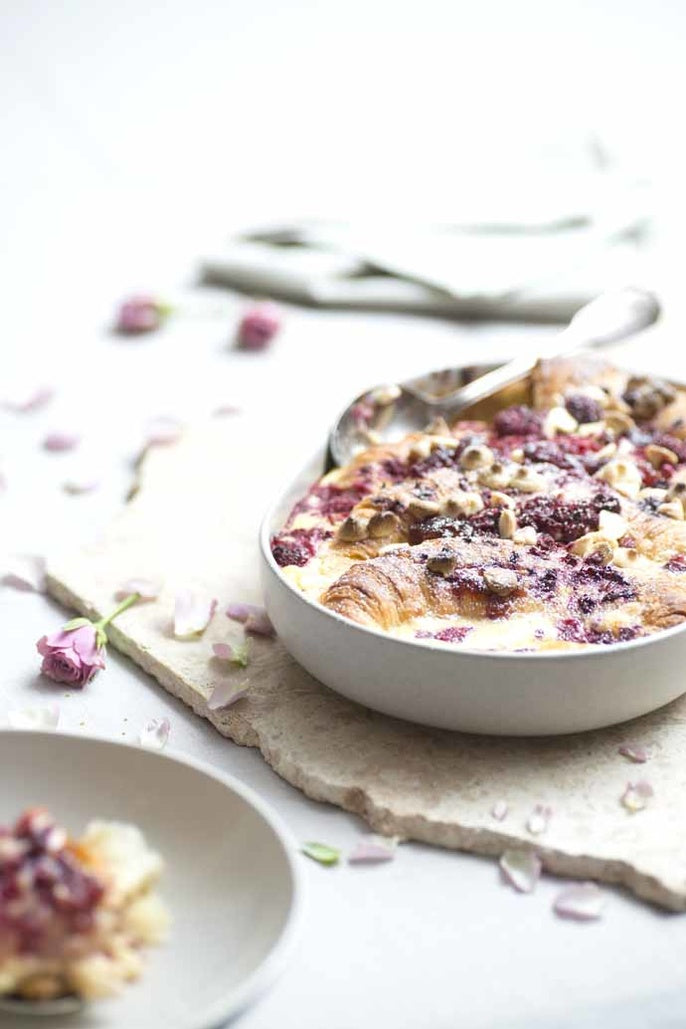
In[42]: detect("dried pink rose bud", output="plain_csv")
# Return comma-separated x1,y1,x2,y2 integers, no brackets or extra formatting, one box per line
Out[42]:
115,295,170,335
236,303,281,351
36,624,106,687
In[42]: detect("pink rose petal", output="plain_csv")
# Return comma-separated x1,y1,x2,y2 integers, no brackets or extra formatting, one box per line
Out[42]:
7,704,60,730
236,303,281,351
207,681,249,711
491,800,508,822
499,849,542,893
212,404,241,417
43,431,80,453
225,603,275,637
173,590,217,638
139,717,170,750
618,743,649,764
212,641,250,666
114,578,161,602
348,834,397,864
3,385,54,413
63,474,100,495
2,555,46,593
621,780,654,812
527,804,552,836
145,417,183,447
553,882,605,921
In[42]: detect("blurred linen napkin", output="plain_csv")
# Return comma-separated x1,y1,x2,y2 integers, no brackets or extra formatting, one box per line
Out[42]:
202,174,652,322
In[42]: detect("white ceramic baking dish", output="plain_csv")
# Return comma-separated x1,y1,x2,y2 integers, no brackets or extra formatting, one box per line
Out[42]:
259,387,686,737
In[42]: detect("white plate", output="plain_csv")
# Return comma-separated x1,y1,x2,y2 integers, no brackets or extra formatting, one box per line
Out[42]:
0,731,302,1029
260,449,686,736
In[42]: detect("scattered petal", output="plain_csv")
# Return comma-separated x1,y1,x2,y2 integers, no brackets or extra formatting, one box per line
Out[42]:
144,416,184,446
491,800,508,822
43,431,80,452
7,704,60,730
212,404,241,417
114,578,161,602
499,849,542,893
115,295,171,335
226,603,275,636
236,303,281,351
553,882,605,921
63,474,100,495
207,680,249,711
173,591,217,638
527,804,552,836
348,834,397,864
212,641,250,667
139,717,170,750
3,385,54,413
621,780,654,812
301,841,340,866
619,743,649,764
1,555,46,593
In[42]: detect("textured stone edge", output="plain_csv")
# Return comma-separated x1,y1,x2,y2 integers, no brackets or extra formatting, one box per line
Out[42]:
46,573,685,912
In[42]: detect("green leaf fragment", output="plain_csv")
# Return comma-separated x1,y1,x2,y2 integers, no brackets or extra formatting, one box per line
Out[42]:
301,841,341,866
62,617,92,632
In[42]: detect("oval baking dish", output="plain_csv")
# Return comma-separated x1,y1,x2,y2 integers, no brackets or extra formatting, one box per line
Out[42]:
260,365,686,736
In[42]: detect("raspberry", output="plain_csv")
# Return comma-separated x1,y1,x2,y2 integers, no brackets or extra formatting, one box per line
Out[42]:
565,393,602,424
518,493,618,544
271,527,331,567
493,405,543,438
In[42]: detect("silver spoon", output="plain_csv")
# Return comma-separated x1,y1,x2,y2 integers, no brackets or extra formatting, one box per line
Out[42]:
327,286,660,468
0,995,83,1017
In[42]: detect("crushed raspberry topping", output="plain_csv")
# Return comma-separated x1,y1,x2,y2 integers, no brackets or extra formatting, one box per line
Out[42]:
492,406,543,438
0,809,104,957
271,527,332,567
415,626,472,643
518,493,620,543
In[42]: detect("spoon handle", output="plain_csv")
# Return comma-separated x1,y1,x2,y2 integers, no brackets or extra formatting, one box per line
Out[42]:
434,287,659,419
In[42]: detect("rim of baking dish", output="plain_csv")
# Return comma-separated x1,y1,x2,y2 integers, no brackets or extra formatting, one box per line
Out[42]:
259,506,686,662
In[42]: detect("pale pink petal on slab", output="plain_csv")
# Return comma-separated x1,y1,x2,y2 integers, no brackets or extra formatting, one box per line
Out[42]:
139,717,170,750
145,417,184,446
63,474,100,495
526,804,552,836
7,704,60,730
3,385,54,413
491,800,508,822
621,780,654,812
225,602,264,623
499,849,542,893
173,591,217,638
619,743,649,764
244,611,275,637
348,834,397,863
212,641,250,666
43,431,80,452
114,578,161,602
207,681,249,711
2,555,46,593
553,882,605,921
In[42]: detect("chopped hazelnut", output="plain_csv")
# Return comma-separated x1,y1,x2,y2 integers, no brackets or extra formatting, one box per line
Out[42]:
576,421,606,438
498,508,517,539
459,444,494,470
543,406,578,438
408,438,432,462
424,415,451,436
510,448,525,464
408,498,442,519
645,443,679,469
482,567,519,596
594,458,642,499
604,411,635,436
427,550,458,576
658,500,685,521
444,492,484,517
368,511,402,538
479,461,513,489
337,515,368,541
510,466,545,493
489,491,515,508
513,526,537,545
595,441,618,462
571,533,617,564
597,510,628,540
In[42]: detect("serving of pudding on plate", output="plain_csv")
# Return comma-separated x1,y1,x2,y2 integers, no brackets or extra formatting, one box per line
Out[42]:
0,807,168,1004
271,357,686,654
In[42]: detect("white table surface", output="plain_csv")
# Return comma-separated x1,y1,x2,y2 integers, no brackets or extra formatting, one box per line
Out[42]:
3,2,686,1026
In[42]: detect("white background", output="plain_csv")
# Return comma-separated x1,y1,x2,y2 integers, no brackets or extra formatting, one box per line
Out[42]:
2,2,686,1026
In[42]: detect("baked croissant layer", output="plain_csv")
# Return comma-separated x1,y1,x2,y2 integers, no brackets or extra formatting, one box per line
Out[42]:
271,358,686,652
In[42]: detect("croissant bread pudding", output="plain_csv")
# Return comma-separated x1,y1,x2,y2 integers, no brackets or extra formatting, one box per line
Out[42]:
271,357,686,653
0,808,168,1003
